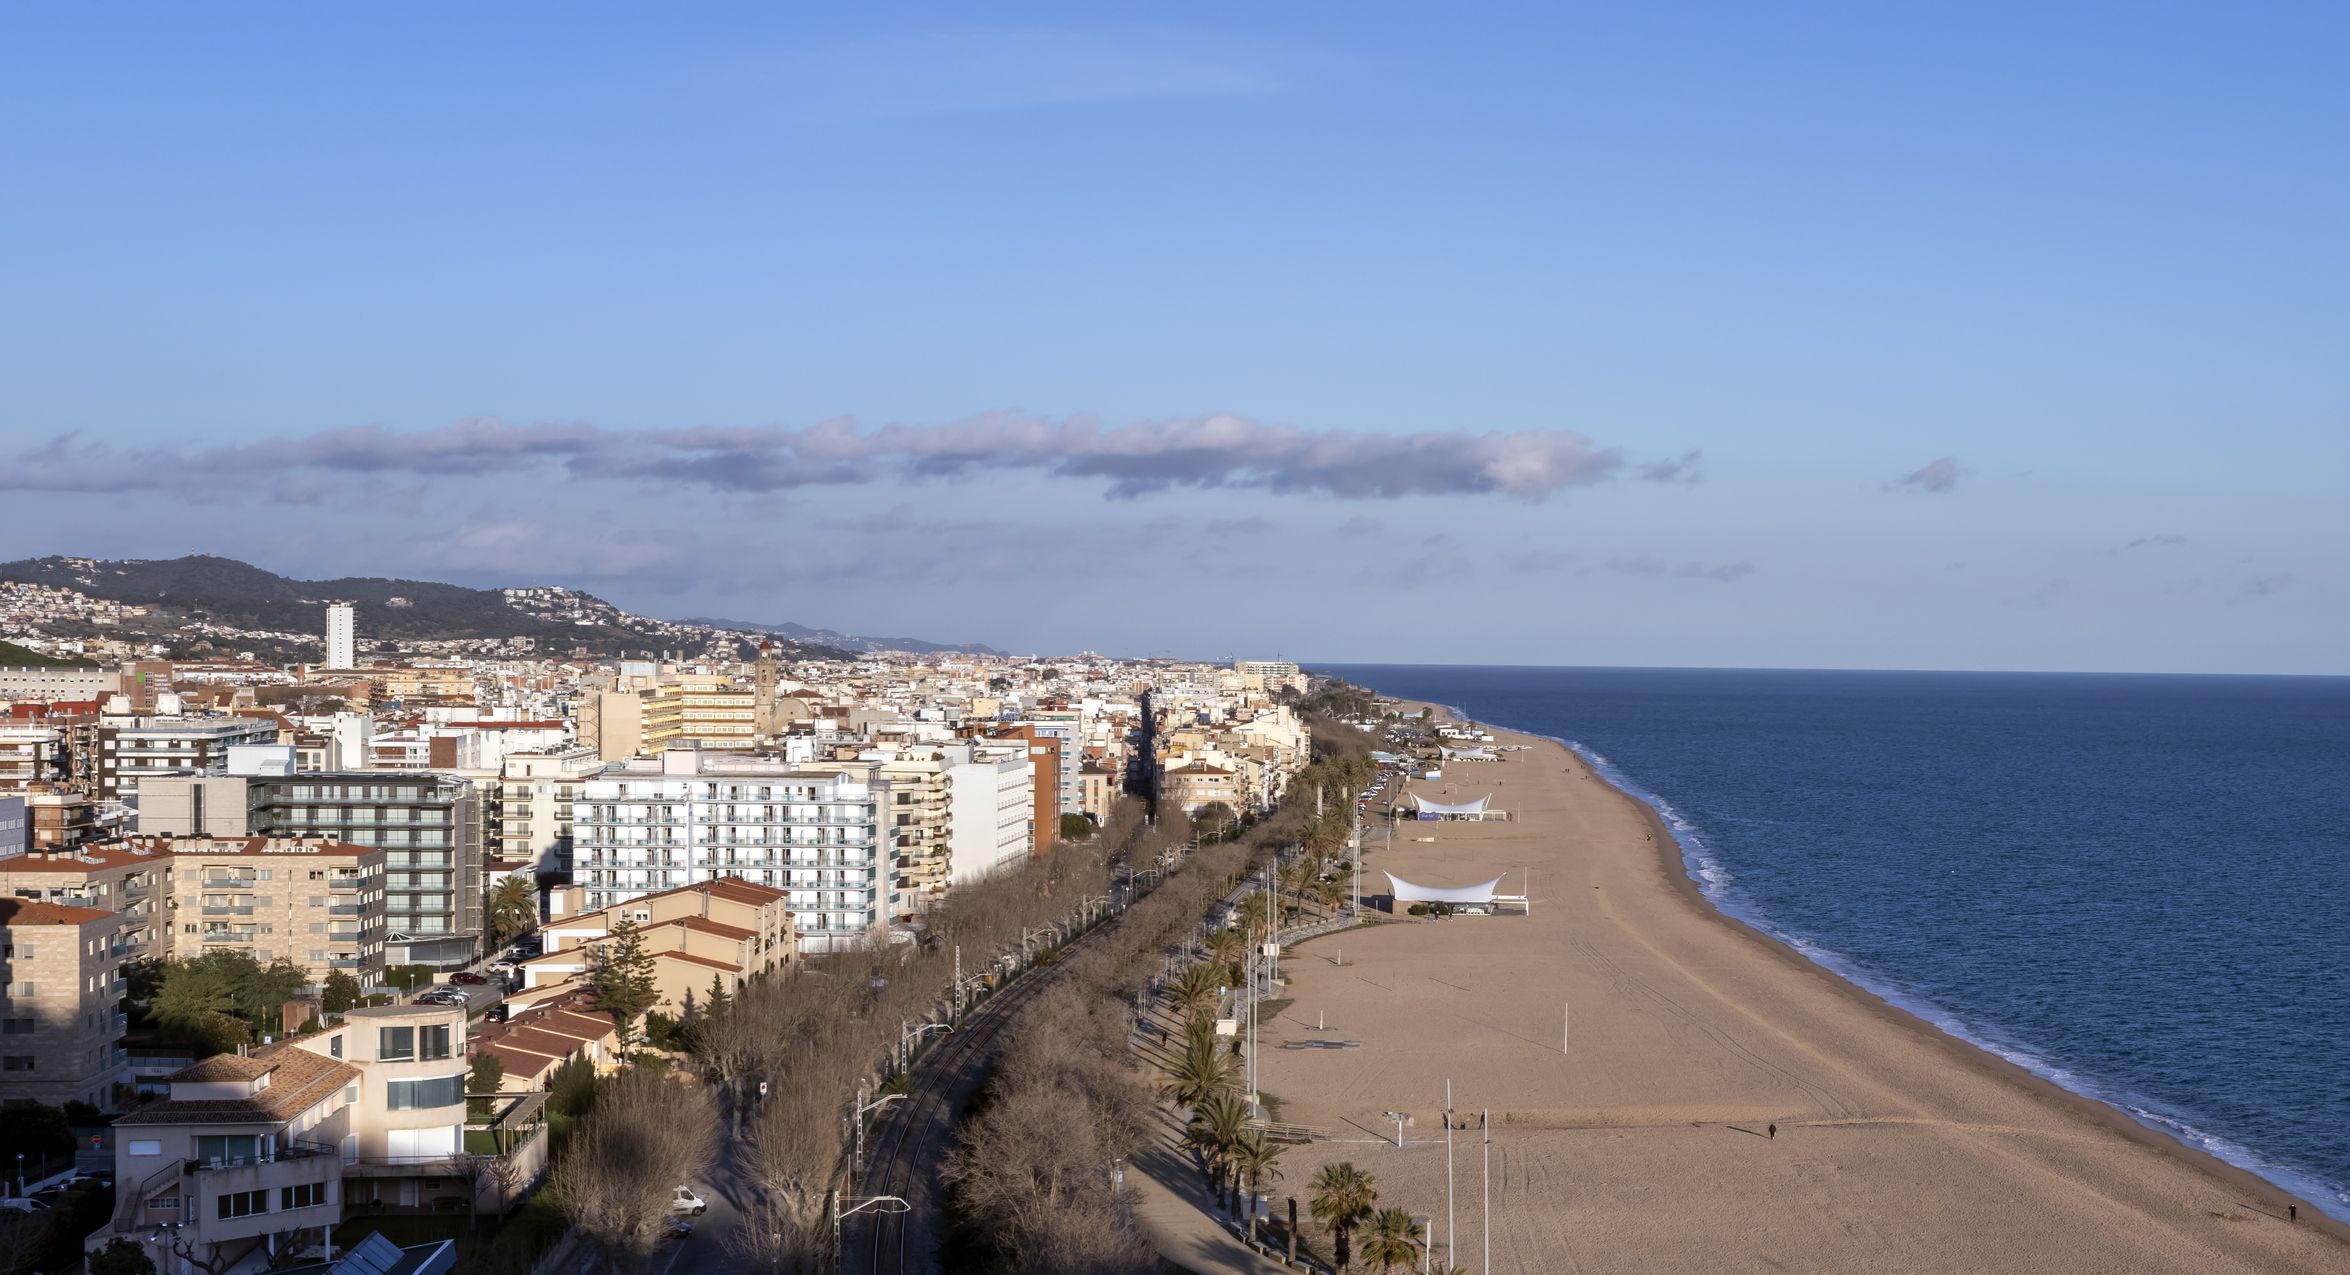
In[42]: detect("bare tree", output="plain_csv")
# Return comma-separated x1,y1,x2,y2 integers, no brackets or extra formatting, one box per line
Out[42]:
549,1069,719,1269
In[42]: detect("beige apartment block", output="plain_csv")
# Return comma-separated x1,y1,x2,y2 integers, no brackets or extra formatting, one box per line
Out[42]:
0,898,132,1109
523,877,792,1013
0,841,172,965
877,750,951,916
639,675,756,752
150,836,389,984
102,1001,548,1270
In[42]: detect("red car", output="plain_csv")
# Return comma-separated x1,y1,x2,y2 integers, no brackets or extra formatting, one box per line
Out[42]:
448,972,487,985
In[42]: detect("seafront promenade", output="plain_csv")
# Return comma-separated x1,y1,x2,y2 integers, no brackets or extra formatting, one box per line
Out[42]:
1146,708,2350,1272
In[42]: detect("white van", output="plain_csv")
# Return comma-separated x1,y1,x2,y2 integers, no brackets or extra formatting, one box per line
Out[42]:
672,1186,708,1216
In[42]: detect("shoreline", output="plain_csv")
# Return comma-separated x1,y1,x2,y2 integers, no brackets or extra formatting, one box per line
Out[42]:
1555,728,2350,1228
1248,699,2350,1270
1431,699,2350,1249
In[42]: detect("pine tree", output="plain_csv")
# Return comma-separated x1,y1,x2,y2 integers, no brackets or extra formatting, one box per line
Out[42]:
705,973,732,1017
588,917,661,1047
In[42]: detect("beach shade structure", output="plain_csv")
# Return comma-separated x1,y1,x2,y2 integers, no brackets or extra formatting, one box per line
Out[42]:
1384,871,1506,910
1407,792,1506,821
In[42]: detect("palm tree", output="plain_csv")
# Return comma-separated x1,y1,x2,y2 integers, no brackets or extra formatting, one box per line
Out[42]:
1228,1130,1284,1243
1360,1207,1425,1274
1202,926,1246,984
1172,961,1227,1017
1311,873,1350,917
1160,1022,1241,1105
1187,1091,1252,1197
1310,1162,1379,1272
486,876,536,946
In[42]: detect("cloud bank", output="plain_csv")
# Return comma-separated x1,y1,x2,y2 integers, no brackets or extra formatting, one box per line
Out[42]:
6,413,1691,504
1890,456,1966,494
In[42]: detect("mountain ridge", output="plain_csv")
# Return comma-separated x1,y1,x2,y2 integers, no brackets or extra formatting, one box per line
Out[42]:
0,555,985,659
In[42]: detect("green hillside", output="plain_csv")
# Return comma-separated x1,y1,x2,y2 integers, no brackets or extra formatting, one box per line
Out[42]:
0,638,97,667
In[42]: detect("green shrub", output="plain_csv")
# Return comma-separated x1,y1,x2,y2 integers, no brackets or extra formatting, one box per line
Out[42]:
1406,903,1430,917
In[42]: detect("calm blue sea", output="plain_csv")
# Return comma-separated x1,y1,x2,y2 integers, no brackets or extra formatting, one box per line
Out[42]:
1326,665,2350,1219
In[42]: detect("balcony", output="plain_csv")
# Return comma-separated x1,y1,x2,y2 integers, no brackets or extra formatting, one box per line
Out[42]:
202,932,258,944
329,878,366,891
201,905,255,916
329,904,366,916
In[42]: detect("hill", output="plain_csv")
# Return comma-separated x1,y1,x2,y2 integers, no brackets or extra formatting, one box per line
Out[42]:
0,555,966,660
0,638,97,667
686,617,1004,657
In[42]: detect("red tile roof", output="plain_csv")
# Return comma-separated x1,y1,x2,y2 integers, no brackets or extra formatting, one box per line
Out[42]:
0,897,117,927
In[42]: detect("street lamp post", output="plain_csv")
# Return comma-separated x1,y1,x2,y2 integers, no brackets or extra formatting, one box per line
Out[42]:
849,1083,904,1178
830,1191,910,1272
900,1019,952,1072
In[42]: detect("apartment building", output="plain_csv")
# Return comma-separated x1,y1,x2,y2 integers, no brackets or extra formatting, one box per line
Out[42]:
0,897,131,1109
0,841,171,965
944,743,1032,889
0,726,67,792
93,716,283,802
989,725,1061,854
572,750,893,952
523,877,793,1009
324,601,356,671
875,749,950,915
104,1001,545,1271
1078,760,1119,823
493,746,601,881
150,836,388,984
246,773,481,967
639,675,756,752
0,662,122,701
464,996,619,1090
0,796,23,859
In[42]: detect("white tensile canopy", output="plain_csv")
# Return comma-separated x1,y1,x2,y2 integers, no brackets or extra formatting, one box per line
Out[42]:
1385,871,1505,905
1409,793,1492,816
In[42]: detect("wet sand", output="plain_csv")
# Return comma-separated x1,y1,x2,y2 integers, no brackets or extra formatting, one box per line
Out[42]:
1255,710,2350,1272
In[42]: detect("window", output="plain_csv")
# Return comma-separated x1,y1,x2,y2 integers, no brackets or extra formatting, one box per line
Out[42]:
127,1140,162,1156
419,1023,452,1060
329,1034,343,1059
216,1189,268,1219
386,1074,465,1110
281,1182,327,1209
379,1026,414,1060
0,1018,31,1034
2,1056,33,1071
2,982,33,997
196,1134,261,1164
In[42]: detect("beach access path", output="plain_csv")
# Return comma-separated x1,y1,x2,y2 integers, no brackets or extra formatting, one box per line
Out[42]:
1233,709,2350,1273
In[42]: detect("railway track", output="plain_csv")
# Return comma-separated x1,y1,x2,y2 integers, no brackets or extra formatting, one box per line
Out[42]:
851,885,1151,1273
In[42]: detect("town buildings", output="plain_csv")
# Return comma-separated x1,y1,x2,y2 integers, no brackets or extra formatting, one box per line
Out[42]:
0,897,131,1109
104,1000,548,1271
96,716,283,802
572,750,893,952
245,774,480,967
521,876,793,1011
146,835,388,983
325,602,356,672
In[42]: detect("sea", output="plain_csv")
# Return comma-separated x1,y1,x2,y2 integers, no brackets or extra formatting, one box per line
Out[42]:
1325,664,2350,1220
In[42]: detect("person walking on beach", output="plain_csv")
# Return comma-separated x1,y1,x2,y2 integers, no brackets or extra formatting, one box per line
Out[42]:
1768,1123,1777,1139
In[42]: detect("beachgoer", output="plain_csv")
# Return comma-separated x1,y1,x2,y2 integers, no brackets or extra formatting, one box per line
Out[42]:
1768,1123,1777,1139
2289,1204,2298,1223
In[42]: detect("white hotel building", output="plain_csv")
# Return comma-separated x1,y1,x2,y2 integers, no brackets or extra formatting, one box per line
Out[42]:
571,750,896,953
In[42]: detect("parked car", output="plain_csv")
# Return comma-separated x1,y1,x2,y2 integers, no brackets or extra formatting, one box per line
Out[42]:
481,1003,511,1023
487,961,518,976
672,1186,708,1216
662,1217,694,1241
449,971,487,985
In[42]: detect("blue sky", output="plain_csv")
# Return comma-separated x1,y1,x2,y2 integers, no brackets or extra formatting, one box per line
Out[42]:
2,4,2343,672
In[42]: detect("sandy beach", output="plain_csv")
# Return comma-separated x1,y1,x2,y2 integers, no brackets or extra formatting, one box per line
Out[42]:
1254,709,2350,1272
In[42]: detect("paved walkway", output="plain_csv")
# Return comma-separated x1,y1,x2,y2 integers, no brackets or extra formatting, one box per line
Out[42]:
1127,1117,1306,1274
